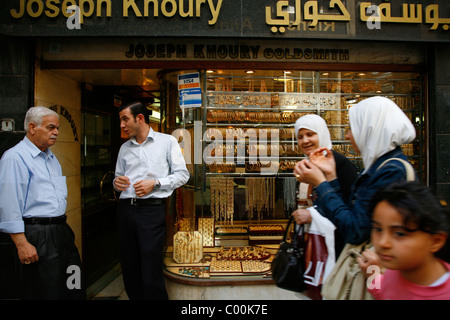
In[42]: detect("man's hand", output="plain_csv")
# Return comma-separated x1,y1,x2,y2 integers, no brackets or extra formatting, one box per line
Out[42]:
133,179,156,197
10,233,39,264
114,175,131,191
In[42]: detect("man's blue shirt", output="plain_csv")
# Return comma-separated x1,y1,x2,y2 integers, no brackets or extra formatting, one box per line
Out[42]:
0,137,67,233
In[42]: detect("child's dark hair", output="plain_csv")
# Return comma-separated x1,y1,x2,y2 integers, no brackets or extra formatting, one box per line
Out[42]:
369,181,450,261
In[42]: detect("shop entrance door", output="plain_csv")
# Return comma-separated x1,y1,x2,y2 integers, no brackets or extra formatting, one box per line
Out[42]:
80,82,161,294
81,86,121,291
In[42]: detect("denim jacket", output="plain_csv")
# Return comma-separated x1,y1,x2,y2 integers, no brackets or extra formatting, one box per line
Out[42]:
314,147,414,245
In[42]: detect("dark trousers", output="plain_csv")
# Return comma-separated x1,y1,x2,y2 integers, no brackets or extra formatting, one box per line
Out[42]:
117,202,168,300
21,223,85,300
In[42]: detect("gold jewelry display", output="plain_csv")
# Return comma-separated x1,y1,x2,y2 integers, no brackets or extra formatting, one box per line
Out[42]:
206,127,287,141
331,144,363,162
173,231,203,264
394,82,419,94
210,258,242,274
216,246,270,261
198,217,215,247
210,177,235,222
245,177,275,219
358,81,381,93
248,225,284,232
209,257,271,275
241,260,271,273
208,162,236,173
177,217,194,232
206,110,311,123
215,226,248,235
248,80,254,92
260,80,267,92
327,81,353,93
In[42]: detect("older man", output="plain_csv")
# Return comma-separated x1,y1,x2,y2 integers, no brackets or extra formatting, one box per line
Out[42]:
0,106,84,300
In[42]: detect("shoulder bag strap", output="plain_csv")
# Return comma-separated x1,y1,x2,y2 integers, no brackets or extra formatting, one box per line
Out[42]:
377,157,416,182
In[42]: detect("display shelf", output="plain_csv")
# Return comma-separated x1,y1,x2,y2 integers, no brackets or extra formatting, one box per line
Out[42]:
164,245,277,281
200,69,424,223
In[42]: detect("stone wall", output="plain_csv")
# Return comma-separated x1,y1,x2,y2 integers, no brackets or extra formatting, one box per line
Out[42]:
34,65,82,255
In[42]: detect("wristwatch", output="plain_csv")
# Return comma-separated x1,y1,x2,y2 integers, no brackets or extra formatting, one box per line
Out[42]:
153,179,161,191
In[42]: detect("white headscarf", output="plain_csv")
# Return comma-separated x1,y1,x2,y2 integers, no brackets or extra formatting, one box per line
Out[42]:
294,114,332,150
349,96,416,173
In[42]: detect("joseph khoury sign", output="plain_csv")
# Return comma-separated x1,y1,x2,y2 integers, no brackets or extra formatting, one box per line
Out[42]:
0,0,449,42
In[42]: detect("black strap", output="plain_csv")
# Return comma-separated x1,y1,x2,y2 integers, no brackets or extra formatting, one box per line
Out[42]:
282,215,304,247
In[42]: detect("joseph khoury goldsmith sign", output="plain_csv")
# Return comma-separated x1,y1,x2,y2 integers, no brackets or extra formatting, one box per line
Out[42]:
1,0,449,41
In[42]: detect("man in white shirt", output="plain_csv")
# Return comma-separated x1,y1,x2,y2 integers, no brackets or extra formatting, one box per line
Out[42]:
114,101,189,300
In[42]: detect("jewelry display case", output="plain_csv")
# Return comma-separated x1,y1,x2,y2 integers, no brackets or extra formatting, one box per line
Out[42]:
160,69,425,282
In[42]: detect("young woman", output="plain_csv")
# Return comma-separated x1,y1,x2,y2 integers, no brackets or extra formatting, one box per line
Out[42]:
291,114,357,255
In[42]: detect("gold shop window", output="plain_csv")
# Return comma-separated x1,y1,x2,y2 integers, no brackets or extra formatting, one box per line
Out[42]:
161,69,425,268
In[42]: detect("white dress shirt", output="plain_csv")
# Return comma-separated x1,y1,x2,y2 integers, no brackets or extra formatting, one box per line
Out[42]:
114,128,189,199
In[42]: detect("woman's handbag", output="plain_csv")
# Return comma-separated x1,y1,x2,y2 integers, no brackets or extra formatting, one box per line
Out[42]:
271,216,306,292
320,241,374,300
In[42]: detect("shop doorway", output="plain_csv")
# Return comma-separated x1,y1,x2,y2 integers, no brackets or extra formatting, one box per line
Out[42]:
81,85,161,295
80,82,162,290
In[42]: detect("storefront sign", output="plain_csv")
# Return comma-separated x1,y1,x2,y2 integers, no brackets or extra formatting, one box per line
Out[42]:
9,0,223,25
266,0,450,33
39,38,424,65
1,0,449,42
124,43,350,61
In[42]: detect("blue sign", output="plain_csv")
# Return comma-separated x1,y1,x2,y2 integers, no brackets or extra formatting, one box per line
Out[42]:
178,73,202,108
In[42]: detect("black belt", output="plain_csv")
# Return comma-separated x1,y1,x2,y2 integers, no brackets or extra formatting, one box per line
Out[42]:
120,198,164,206
23,215,67,225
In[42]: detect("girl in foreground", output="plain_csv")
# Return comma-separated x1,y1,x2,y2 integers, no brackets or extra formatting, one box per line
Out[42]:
358,181,450,300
